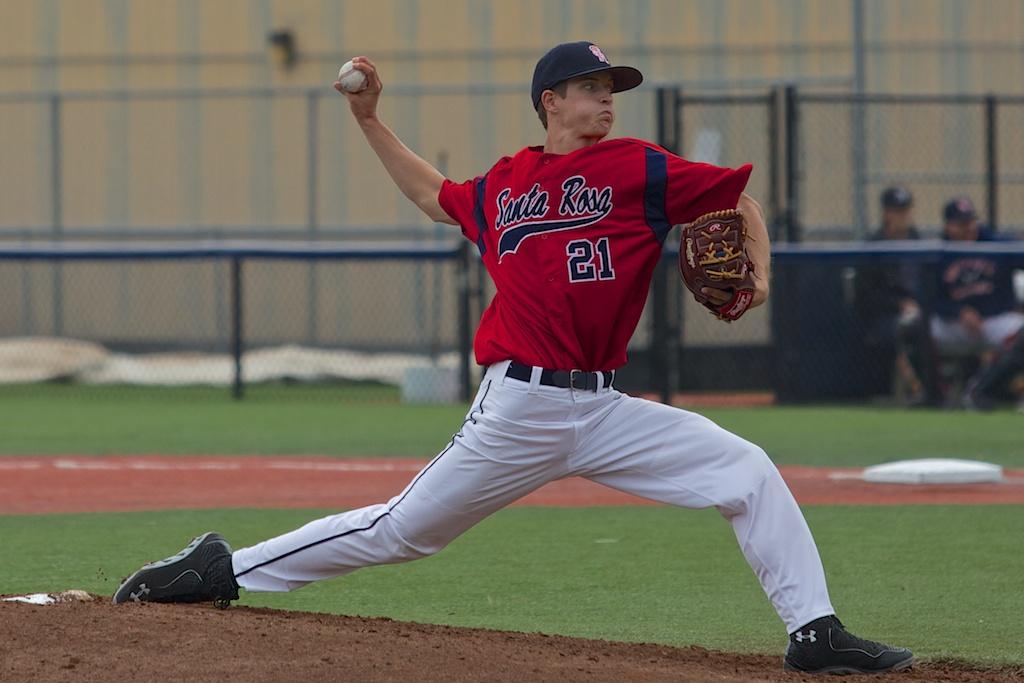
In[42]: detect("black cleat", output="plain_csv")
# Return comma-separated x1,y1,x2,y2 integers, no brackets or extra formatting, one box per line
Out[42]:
784,615,914,675
961,385,997,412
112,532,240,608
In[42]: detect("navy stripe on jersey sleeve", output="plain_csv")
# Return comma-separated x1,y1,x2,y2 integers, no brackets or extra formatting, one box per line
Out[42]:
643,147,672,245
473,176,488,257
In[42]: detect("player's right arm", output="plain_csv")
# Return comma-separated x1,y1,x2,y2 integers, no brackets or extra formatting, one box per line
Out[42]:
335,57,457,225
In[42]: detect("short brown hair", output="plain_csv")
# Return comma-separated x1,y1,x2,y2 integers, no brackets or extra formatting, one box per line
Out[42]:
536,81,569,130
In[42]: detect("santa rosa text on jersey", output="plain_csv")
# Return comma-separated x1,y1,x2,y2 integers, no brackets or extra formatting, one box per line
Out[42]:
496,176,614,260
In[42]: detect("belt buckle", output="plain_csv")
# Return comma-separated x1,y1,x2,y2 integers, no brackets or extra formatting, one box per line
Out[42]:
569,369,583,390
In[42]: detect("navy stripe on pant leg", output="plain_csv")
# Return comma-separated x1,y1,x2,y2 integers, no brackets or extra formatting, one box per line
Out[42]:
234,381,493,579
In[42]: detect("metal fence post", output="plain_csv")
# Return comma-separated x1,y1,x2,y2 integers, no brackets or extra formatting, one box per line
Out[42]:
767,88,783,240
231,256,245,400
653,87,681,404
851,0,868,239
851,95,868,239
306,90,319,346
456,241,472,401
985,94,998,231
50,95,64,336
783,85,801,243
430,151,450,362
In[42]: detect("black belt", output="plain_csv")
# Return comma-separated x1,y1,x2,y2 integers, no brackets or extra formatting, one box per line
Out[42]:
505,361,614,391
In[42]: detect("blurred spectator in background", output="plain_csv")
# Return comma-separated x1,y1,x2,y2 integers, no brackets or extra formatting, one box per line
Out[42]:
932,196,1024,410
854,186,937,406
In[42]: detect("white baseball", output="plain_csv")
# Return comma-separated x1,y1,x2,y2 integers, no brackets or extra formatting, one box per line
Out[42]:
337,60,367,93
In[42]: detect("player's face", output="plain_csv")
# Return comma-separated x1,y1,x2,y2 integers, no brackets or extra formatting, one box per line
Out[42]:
882,207,913,237
944,218,979,241
558,73,615,139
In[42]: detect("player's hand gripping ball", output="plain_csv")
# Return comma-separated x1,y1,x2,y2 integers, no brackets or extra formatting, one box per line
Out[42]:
679,209,756,321
337,59,368,93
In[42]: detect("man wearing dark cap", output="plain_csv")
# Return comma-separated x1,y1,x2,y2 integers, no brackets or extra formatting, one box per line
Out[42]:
112,42,913,675
854,186,937,405
933,197,1024,409
877,186,917,239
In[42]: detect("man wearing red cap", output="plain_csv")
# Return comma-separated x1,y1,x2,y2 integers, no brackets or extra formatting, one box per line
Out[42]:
934,196,1024,410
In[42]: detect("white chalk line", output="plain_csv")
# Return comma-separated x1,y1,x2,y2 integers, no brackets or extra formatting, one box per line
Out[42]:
2,459,1021,484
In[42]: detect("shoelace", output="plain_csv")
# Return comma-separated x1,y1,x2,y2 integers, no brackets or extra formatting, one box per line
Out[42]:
829,617,899,652
201,544,240,608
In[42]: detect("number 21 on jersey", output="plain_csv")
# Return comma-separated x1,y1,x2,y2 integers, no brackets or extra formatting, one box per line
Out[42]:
566,237,615,283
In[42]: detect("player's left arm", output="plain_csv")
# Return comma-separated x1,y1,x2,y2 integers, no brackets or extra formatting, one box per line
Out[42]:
738,193,770,308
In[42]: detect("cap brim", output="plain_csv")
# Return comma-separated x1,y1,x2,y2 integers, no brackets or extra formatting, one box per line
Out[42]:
549,64,644,94
608,66,644,93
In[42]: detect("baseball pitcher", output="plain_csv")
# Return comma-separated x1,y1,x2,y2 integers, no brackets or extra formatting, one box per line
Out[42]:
113,42,913,675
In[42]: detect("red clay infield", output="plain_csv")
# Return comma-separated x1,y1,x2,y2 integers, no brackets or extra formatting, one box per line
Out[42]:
4,457,1022,682
1,456,1021,514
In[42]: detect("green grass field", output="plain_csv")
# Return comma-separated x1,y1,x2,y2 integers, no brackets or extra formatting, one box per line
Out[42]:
3,506,1022,664
1,385,1022,466
2,385,1022,665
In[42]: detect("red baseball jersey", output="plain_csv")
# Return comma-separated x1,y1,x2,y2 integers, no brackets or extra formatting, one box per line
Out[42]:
439,137,752,371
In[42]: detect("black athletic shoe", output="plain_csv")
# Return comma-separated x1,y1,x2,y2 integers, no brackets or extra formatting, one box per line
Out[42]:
112,532,240,608
783,615,914,674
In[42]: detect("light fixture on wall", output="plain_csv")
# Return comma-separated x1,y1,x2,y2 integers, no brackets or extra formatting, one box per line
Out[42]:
267,29,296,69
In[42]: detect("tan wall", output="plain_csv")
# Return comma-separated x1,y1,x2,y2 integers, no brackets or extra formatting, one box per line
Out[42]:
4,1,1023,94
1,1,1021,351
1,0,1021,234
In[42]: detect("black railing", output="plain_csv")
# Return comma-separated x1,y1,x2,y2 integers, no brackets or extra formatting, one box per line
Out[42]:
0,241,473,401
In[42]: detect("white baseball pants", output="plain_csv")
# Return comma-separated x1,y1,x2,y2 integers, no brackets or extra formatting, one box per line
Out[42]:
931,311,1024,351
231,360,835,633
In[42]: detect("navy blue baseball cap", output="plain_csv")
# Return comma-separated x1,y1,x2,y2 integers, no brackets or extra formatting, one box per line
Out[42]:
943,196,978,222
880,185,913,210
531,41,644,109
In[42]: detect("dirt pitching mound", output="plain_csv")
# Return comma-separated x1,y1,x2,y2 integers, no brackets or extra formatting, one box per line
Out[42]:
1,597,1018,682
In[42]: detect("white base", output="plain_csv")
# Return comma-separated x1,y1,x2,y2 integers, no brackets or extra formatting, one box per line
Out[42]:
3,593,55,605
863,458,1003,485
2,589,92,605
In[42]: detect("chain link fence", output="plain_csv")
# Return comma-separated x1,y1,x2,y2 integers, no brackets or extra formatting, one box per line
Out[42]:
0,243,470,402
2,87,1024,406
999,100,1024,234
646,89,1024,408
0,85,654,240
1,242,1021,407
673,90,1024,241
799,95,994,239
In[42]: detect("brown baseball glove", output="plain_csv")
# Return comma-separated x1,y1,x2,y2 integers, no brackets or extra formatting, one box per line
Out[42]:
678,209,756,321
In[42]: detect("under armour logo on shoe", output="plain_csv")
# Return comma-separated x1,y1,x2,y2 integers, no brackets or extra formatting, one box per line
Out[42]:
794,630,817,643
129,584,151,602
